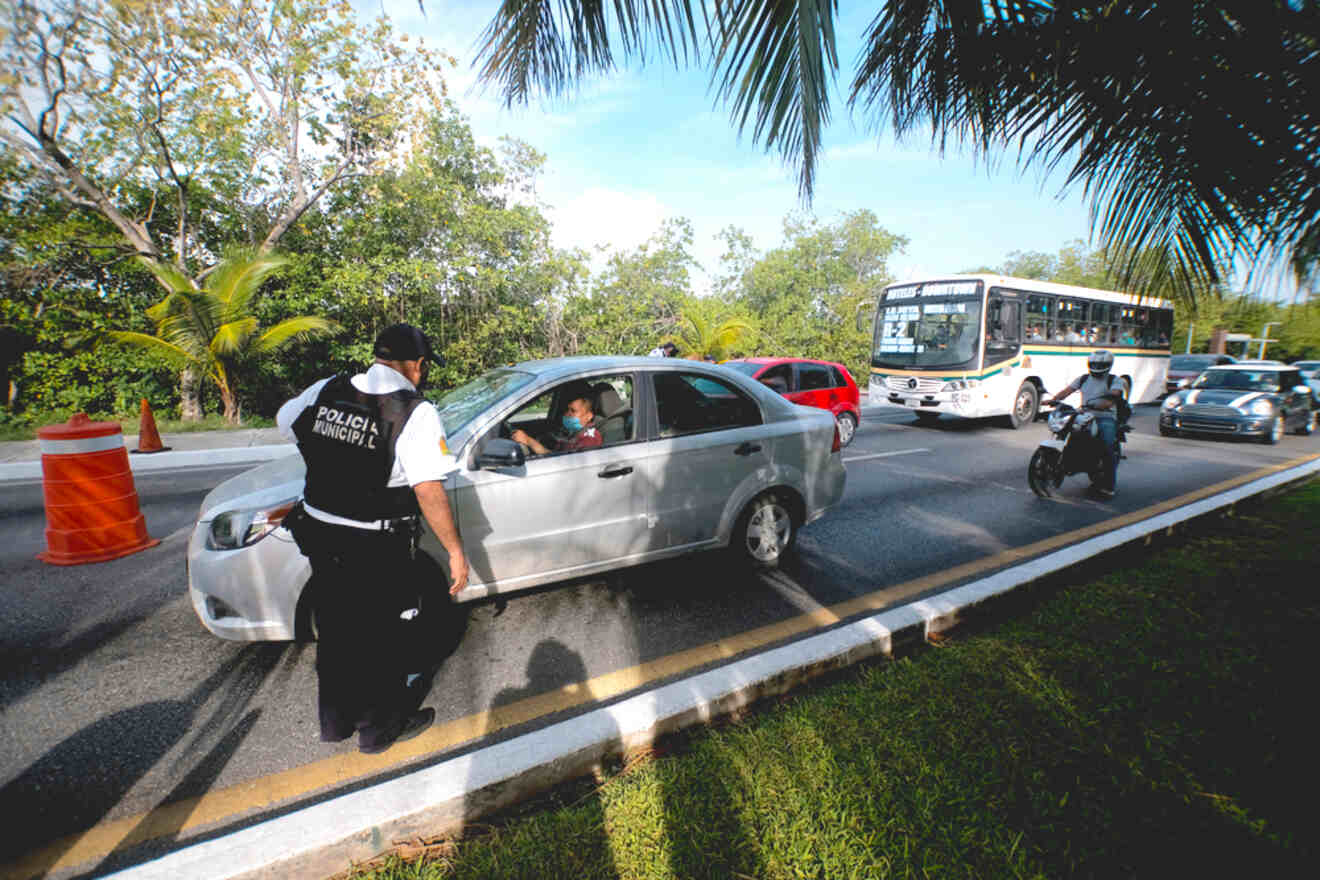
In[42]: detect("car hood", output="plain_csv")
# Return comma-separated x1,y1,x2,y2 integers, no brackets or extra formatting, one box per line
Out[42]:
197,454,307,522
1174,388,1279,408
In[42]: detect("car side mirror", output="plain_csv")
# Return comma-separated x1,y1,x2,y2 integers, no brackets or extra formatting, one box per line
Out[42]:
476,437,525,470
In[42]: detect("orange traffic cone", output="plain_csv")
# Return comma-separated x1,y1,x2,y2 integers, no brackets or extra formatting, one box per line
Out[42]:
132,398,171,454
37,413,160,565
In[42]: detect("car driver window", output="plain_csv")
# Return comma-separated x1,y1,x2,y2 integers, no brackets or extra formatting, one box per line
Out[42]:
654,372,762,438
505,375,634,456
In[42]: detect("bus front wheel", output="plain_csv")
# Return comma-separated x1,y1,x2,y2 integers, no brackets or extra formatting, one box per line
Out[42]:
1003,382,1039,429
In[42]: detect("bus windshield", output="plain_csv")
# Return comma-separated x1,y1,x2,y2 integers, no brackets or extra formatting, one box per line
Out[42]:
873,297,983,369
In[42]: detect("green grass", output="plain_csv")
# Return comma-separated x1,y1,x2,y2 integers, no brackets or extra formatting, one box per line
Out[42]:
352,481,1320,880
0,412,274,441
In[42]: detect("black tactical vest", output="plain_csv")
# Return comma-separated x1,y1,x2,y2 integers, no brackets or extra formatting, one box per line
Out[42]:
292,375,426,522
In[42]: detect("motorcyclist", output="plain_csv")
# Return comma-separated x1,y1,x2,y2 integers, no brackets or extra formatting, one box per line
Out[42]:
1045,350,1124,499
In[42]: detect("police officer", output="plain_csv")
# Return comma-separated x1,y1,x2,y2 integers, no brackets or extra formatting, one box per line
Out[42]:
276,323,468,754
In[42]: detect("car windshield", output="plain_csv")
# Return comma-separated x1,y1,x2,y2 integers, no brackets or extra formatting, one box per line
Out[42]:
721,362,763,377
1191,370,1281,392
873,296,983,369
1170,355,1219,371
428,368,536,436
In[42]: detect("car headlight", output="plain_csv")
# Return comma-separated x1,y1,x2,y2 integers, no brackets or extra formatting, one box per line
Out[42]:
1246,399,1274,416
1161,395,1180,411
207,499,299,550
941,378,980,392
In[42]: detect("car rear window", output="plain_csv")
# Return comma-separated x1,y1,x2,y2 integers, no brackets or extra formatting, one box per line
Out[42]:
798,363,833,390
1170,355,1217,371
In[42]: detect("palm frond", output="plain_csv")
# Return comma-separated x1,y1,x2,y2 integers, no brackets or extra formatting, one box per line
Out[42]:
105,331,200,369
210,318,260,358
475,0,703,106
138,257,198,296
711,0,838,199
205,251,290,324
251,317,340,354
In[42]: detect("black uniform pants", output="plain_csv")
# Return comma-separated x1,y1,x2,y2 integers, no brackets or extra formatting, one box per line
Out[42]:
293,515,421,748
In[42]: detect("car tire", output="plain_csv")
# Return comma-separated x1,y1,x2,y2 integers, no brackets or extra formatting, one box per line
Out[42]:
731,491,798,569
1158,424,1173,437
1002,381,1039,429
1297,410,1317,436
836,411,858,447
1263,413,1284,445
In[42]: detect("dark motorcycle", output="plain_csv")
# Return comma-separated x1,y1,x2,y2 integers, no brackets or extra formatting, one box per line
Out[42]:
1028,403,1129,498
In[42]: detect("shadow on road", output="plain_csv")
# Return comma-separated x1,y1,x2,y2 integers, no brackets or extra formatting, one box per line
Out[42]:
0,643,287,879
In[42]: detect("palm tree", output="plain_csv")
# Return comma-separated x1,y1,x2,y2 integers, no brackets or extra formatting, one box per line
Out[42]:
673,310,757,360
475,1,1319,300
110,251,339,423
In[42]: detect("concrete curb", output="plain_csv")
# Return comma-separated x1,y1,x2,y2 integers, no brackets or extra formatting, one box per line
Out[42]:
0,444,297,484
104,455,1320,880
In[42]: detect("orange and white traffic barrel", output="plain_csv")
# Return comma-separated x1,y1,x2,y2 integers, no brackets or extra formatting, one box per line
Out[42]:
36,413,160,565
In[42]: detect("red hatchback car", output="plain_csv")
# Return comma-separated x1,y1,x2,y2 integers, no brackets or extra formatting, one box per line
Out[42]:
723,357,862,446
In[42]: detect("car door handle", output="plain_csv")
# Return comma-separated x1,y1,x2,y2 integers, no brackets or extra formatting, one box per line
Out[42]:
734,442,762,456
598,465,633,478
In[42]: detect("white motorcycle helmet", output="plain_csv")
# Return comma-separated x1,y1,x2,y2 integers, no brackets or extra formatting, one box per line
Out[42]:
1088,349,1115,378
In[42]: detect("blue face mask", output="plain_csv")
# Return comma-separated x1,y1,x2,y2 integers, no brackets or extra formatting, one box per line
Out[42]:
562,415,583,432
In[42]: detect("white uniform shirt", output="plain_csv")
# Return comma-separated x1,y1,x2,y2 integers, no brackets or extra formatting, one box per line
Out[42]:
277,363,458,527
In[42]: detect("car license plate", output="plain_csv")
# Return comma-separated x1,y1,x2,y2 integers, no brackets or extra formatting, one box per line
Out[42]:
906,399,921,408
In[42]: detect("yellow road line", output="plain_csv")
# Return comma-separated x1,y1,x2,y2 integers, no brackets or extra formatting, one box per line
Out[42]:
10,451,1318,878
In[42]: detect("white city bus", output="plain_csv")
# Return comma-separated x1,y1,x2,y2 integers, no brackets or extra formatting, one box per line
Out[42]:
866,275,1173,427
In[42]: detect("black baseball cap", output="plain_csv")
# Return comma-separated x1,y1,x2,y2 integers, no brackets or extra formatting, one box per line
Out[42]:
373,323,441,364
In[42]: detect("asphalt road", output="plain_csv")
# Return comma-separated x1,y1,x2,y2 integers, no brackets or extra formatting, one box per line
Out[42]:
2,407,1316,877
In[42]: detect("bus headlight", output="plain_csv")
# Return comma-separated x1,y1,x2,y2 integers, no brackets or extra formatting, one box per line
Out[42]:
942,378,980,392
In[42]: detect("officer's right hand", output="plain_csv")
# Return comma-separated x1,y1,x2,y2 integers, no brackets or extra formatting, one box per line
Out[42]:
448,552,469,596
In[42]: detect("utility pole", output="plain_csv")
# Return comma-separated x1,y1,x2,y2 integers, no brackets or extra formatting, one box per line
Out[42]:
1259,322,1281,359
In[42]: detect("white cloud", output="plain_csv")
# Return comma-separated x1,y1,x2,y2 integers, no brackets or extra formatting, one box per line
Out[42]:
545,186,670,265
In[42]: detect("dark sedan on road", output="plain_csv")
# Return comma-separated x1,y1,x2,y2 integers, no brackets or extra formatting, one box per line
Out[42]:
1163,353,1236,396
1159,365,1317,443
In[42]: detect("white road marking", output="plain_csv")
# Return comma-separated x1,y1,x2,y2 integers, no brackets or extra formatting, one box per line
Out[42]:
844,448,931,463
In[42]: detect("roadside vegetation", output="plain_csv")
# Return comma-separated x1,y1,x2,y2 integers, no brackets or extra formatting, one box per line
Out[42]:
349,481,1319,879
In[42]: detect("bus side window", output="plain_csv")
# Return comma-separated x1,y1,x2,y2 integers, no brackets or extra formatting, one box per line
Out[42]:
1027,294,1054,340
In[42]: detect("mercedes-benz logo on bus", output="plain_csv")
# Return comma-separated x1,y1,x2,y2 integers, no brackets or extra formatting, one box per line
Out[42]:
907,377,918,390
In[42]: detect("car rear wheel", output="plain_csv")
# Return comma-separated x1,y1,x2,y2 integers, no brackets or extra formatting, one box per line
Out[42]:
732,491,797,569
835,411,858,447
1263,413,1284,444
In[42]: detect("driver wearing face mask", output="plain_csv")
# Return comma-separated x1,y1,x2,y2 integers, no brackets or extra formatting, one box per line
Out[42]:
511,383,603,455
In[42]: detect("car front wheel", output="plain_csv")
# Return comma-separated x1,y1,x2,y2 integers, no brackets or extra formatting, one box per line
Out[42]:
732,491,797,569
1263,413,1284,445
1297,410,1317,436
836,411,858,447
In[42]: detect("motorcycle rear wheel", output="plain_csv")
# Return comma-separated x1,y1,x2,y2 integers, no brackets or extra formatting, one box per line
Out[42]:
1028,448,1060,498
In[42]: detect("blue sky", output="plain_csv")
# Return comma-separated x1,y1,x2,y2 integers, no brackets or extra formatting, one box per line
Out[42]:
368,3,1112,292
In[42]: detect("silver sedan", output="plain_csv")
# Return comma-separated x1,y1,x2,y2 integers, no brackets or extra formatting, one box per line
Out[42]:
187,356,848,641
